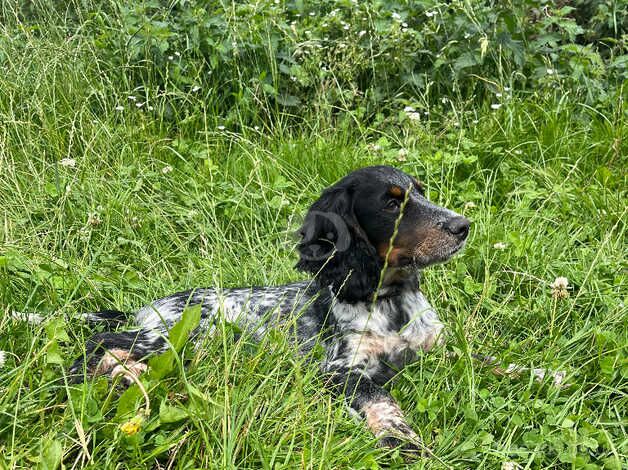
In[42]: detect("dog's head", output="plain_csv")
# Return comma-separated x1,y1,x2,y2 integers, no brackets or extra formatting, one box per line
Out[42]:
296,165,469,301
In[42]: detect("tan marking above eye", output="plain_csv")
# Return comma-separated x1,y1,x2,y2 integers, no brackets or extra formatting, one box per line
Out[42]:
388,186,404,198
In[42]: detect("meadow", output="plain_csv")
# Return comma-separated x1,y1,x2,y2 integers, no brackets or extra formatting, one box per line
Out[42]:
0,1,626,468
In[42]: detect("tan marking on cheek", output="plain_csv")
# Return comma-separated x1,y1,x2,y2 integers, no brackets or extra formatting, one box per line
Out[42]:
377,242,389,258
377,242,405,266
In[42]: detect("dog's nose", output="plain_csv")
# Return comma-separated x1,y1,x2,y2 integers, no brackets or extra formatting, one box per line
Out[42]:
443,216,470,239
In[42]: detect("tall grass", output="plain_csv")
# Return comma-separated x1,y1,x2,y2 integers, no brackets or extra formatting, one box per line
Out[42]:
0,1,626,468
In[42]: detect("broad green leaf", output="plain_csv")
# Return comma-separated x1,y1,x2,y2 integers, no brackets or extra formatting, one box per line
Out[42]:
38,439,63,470
159,401,189,424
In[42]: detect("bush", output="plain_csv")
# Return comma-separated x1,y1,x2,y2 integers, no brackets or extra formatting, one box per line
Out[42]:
7,1,627,128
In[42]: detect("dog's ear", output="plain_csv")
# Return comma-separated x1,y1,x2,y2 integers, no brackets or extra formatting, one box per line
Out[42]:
296,182,382,302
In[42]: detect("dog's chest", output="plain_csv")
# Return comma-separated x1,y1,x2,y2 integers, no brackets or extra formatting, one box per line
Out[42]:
327,290,444,374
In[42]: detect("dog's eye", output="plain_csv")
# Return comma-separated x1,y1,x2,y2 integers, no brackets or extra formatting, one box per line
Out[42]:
384,199,401,211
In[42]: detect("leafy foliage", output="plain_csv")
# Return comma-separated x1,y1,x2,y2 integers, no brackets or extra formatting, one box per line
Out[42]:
9,0,626,128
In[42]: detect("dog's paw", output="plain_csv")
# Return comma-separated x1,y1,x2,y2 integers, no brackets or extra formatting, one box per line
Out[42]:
111,362,148,387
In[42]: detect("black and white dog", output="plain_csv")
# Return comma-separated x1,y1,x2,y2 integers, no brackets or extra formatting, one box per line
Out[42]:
68,165,561,453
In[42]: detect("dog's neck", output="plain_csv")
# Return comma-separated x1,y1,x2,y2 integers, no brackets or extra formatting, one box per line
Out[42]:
373,266,420,299
323,267,420,303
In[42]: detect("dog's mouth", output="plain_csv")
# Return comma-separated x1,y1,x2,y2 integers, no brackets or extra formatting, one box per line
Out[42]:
394,237,467,269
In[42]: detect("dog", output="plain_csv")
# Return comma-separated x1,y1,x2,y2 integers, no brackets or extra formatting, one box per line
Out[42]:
66,165,562,454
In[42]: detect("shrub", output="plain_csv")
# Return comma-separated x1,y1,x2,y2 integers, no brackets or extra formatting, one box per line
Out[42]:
7,1,627,127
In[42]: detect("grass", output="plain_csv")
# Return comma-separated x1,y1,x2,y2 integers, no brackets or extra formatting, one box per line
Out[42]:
0,3,626,469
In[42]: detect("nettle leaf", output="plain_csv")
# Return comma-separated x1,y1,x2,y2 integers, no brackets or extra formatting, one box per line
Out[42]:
149,305,202,380
523,430,543,447
45,318,70,342
159,400,189,424
38,438,63,470
169,304,202,352
115,384,144,420
45,342,64,365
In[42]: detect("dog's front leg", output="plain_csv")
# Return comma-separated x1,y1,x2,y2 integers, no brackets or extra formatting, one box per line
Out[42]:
326,368,423,455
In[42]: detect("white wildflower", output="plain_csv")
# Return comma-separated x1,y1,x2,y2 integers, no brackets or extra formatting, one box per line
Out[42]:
425,11,436,17
404,106,415,112
358,30,367,38
441,97,448,104
491,103,502,110
551,277,569,299
493,242,507,250
135,102,144,108
254,126,260,131
59,158,76,168
0,351,6,368
496,92,502,97
174,51,181,57
547,68,554,75
402,22,408,28
168,55,174,60
192,85,201,92
502,462,520,470
309,12,315,16
392,12,401,20
217,125,226,131
343,24,350,30
472,119,479,124
504,86,511,91
115,105,124,111
88,212,101,226
162,165,173,174
128,95,136,101
397,148,408,161
147,105,154,111
408,112,421,122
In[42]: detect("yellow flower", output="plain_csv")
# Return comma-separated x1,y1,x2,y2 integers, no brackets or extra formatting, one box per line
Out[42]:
120,416,143,436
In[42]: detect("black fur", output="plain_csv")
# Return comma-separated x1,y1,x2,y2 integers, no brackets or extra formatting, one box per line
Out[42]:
296,182,383,302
